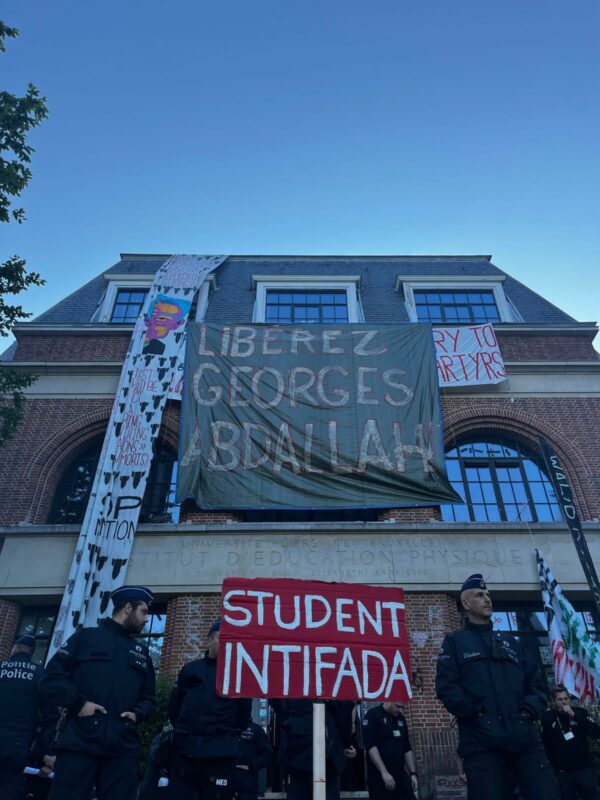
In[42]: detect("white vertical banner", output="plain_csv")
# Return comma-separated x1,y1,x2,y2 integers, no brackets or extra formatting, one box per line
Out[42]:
50,255,227,657
537,549,600,704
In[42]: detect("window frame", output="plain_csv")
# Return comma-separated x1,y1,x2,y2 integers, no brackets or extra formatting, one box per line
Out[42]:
252,276,363,323
48,442,180,525
16,606,58,666
109,287,151,324
412,288,501,324
135,607,167,672
96,274,216,324
441,438,563,523
397,276,519,324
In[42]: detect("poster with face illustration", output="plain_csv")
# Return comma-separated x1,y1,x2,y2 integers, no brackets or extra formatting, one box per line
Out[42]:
142,295,191,355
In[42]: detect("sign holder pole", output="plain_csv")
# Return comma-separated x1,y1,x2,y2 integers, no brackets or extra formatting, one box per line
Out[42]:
313,701,326,800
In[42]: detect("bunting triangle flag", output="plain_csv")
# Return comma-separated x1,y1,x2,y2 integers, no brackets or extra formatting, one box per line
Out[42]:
536,549,600,703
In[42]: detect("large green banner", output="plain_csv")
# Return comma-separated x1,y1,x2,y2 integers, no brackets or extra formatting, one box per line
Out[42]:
177,323,461,509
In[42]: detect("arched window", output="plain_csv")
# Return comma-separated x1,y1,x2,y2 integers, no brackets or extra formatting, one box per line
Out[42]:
441,438,562,523
48,443,179,524
48,444,100,524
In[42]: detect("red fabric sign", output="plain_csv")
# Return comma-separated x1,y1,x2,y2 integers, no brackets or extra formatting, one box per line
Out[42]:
217,577,412,702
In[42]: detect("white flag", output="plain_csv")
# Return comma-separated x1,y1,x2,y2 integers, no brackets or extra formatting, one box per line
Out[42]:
536,549,600,703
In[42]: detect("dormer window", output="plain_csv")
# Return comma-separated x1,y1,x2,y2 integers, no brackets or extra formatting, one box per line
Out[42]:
110,288,150,323
253,275,363,323
396,275,520,324
265,289,349,324
95,272,217,324
414,289,500,324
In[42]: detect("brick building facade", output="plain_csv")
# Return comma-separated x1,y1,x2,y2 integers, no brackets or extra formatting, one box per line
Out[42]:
1,254,599,798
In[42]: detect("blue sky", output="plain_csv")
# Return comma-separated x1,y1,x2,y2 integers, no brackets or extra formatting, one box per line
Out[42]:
3,1,599,330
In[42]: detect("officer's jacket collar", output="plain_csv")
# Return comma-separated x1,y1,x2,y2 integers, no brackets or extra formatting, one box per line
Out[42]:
101,617,134,638
464,619,493,632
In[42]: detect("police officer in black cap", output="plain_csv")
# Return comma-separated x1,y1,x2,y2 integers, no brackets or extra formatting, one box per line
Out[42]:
0,634,56,800
41,585,156,800
435,574,560,800
169,619,251,799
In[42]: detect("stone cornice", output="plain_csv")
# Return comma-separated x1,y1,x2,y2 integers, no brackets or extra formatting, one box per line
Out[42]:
2,520,599,536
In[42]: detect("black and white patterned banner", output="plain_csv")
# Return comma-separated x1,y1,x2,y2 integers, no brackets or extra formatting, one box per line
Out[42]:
539,438,600,620
50,255,226,656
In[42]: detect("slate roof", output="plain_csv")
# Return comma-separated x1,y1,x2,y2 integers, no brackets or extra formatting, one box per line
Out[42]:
30,254,577,327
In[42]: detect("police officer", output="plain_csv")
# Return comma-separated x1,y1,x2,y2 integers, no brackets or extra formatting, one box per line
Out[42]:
362,701,417,799
169,619,252,799
0,634,56,800
541,685,600,799
435,574,560,800
274,699,354,800
231,720,274,800
41,585,156,800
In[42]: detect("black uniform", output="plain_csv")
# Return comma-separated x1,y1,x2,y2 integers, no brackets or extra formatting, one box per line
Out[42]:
362,705,414,800
541,706,600,800
231,722,274,800
0,653,49,800
275,699,353,800
169,654,251,798
41,617,156,800
436,619,560,800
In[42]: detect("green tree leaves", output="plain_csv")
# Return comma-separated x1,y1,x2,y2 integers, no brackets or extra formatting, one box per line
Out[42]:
0,20,48,447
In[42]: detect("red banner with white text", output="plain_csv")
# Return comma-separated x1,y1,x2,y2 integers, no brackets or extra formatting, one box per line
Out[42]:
217,577,412,702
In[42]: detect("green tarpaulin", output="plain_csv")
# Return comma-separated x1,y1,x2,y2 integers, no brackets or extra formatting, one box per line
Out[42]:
177,323,462,510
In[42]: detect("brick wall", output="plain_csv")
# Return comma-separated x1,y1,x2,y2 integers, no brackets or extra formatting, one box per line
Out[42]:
0,398,113,525
160,593,222,675
379,507,442,523
13,334,130,362
11,330,597,364
0,598,21,659
404,593,462,777
442,396,600,520
496,332,597,362
2,392,599,526
179,502,243,524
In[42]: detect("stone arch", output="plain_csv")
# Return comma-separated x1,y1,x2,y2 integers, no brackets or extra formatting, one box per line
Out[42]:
27,403,181,524
27,411,110,524
442,405,593,520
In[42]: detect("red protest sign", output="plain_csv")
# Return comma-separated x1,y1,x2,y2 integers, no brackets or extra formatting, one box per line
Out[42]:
217,577,412,702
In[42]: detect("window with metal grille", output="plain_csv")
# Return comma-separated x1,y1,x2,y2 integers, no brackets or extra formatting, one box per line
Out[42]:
135,610,166,671
47,444,100,524
48,443,179,524
441,439,563,523
110,288,149,323
265,290,349,324
140,453,179,523
414,289,500,324
16,608,57,666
